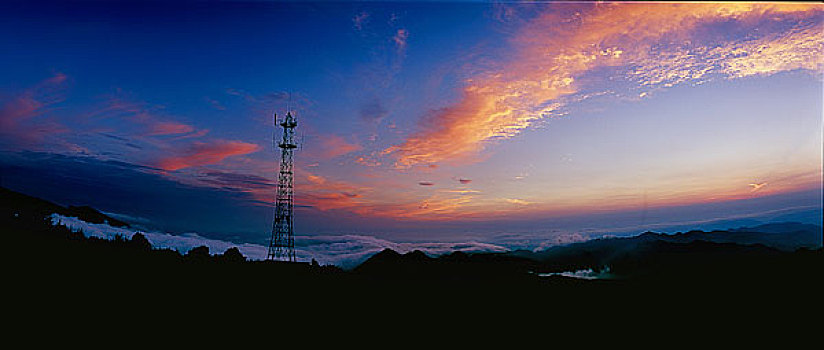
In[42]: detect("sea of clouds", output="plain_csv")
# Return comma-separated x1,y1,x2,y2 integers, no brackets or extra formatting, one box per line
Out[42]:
54,203,813,269
51,214,519,268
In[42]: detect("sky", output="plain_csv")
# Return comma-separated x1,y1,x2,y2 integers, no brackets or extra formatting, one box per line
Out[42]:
1,1,822,252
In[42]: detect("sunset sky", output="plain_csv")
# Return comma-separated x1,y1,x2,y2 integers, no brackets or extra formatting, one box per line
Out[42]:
1,1,822,248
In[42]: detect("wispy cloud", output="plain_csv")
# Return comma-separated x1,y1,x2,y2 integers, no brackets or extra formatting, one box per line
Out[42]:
146,121,195,136
173,128,209,140
393,28,409,54
355,154,382,167
198,170,274,191
749,182,768,192
306,134,362,160
413,192,477,218
0,72,69,148
296,171,369,211
353,11,369,31
384,3,823,168
505,198,531,205
445,189,480,195
205,97,226,111
156,140,260,171
88,93,204,139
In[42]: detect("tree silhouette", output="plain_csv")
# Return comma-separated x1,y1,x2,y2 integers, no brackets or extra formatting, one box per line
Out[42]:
222,247,245,263
130,232,152,251
186,245,210,263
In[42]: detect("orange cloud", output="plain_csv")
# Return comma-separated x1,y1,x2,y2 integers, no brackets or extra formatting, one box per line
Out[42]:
504,198,530,205
157,140,260,171
296,172,369,211
412,192,477,218
281,168,482,220
307,134,362,160
749,182,767,192
355,155,381,167
385,3,823,168
301,191,363,211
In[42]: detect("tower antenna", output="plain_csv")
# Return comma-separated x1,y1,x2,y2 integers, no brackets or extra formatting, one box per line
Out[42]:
266,109,298,262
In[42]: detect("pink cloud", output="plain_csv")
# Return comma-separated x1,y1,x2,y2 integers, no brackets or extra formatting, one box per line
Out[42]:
0,96,42,125
393,28,409,52
89,95,201,137
355,155,381,167
147,121,196,136
300,191,363,211
173,128,210,140
0,72,69,147
293,171,369,211
45,72,68,85
306,134,362,160
157,140,261,171
353,11,369,31
384,3,823,168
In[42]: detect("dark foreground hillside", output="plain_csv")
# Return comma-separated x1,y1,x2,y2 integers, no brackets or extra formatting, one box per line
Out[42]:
2,186,823,326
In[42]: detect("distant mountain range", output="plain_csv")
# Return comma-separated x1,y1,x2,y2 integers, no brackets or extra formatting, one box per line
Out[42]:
4,187,822,322
509,222,822,274
2,185,821,281
355,219,821,280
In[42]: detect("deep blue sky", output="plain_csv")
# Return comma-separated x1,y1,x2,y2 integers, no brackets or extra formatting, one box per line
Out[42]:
1,1,821,246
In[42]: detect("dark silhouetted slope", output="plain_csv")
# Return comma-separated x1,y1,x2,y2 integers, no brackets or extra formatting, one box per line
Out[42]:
1,186,129,227
65,205,129,227
526,223,822,273
1,184,822,313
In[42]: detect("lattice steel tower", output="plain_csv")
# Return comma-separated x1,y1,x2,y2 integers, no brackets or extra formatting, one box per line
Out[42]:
267,111,297,261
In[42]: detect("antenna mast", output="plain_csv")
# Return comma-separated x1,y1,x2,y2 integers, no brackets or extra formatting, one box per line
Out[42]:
267,110,297,262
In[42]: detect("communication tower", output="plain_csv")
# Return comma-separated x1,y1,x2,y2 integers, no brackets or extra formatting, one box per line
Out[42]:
267,111,297,261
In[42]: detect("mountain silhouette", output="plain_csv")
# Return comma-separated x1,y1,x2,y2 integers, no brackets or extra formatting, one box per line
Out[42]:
2,185,822,289
524,222,822,273
1,186,129,228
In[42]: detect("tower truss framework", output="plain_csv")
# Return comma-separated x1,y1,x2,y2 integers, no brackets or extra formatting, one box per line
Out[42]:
267,111,297,261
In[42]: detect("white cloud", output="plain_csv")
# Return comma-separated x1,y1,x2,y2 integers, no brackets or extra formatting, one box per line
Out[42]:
51,214,507,269
538,267,612,280
53,214,269,260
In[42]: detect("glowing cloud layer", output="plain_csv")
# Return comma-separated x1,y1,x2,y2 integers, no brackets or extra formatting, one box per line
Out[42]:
157,140,260,171
385,3,823,168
